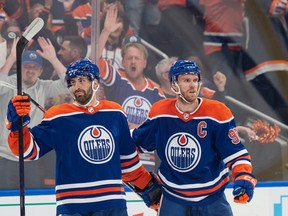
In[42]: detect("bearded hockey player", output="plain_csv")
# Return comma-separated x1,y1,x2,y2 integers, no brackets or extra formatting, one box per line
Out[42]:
132,60,257,216
6,58,161,215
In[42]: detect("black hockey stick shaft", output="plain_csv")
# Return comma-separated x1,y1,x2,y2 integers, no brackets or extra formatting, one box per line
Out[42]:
16,35,29,216
16,17,44,216
23,92,46,113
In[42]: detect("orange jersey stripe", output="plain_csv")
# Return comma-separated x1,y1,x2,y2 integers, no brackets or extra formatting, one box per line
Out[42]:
56,187,124,199
226,154,251,168
26,145,38,160
174,176,230,197
244,60,288,75
121,155,139,168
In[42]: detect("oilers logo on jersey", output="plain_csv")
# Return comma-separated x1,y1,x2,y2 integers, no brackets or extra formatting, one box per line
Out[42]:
165,132,201,172
78,125,115,164
122,96,151,124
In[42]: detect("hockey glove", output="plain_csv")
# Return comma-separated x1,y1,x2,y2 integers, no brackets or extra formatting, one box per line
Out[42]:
6,95,31,132
132,172,162,208
233,172,257,204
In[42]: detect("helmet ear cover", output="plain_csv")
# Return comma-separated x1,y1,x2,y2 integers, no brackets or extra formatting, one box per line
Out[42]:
65,58,100,87
168,60,201,83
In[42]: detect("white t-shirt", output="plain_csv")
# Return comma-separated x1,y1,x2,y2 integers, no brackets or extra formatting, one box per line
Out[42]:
0,39,7,68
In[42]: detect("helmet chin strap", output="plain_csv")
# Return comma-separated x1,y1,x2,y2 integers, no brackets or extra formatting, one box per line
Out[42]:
71,80,100,107
171,82,202,104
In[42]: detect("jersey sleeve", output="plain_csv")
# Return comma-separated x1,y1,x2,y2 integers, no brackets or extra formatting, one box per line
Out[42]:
132,118,157,152
8,123,53,161
213,105,253,179
117,112,152,189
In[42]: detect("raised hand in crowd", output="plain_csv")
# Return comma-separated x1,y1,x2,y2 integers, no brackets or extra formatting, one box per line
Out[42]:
36,36,66,75
0,37,19,75
269,0,288,17
213,71,226,93
98,4,122,60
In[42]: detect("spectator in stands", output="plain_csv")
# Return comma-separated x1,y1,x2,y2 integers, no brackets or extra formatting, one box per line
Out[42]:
0,19,22,75
0,34,7,68
57,35,88,69
72,0,126,57
0,38,69,189
198,0,259,107
0,5,7,29
72,1,106,40
0,0,29,31
99,4,133,69
155,56,178,98
26,2,61,79
146,0,204,59
50,0,79,33
53,0,80,43
242,0,288,124
0,0,71,33
120,0,161,35
98,5,165,171
0,19,22,36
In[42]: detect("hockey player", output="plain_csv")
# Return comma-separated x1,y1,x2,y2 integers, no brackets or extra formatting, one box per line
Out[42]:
6,58,161,215
132,60,257,215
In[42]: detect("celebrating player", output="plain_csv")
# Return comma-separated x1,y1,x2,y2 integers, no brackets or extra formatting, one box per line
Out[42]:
6,58,161,215
132,60,257,215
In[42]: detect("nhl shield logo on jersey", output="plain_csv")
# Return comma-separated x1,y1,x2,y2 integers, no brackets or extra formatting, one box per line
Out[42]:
122,96,151,124
78,125,115,164
165,132,201,172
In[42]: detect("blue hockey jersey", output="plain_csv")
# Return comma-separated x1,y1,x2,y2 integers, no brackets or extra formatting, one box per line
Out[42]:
133,98,253,206
8,100,152,214
98,58,165,125
98,58,166,172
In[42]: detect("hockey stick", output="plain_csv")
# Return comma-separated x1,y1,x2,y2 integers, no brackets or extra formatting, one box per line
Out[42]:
0,81,46,113
16,17,44,216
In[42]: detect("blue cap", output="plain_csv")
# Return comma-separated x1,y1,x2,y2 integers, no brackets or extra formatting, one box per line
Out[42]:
22,50,43,68
122,35,142,47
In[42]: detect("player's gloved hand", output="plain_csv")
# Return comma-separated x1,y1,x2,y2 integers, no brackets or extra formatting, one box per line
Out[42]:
133,172,162,209
6,95,31,132
233,172,257,204
269,0,288,17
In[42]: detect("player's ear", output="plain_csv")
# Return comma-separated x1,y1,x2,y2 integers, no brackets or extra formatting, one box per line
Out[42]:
93,79,99,90
171,81,177,91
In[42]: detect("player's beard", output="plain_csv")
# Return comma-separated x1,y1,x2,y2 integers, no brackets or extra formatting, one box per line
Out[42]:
74,88,93,106
180,87,199,103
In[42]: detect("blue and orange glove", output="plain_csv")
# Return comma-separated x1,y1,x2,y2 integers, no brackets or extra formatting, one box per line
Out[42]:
6,95,31,132
129,172,162,209
233,172,257,204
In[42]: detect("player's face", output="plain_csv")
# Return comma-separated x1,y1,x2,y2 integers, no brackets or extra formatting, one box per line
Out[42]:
177,74,200,102
22,63,43,87
69,77,94,105
122,47,147,82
